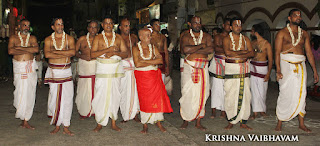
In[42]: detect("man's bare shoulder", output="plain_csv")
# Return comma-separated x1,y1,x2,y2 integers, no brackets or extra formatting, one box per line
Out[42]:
30,35,37,40
277,28,288,36
66,34,75,40
44,36,52,42
203,32,212,39
78,35,86,42
131,33,138,39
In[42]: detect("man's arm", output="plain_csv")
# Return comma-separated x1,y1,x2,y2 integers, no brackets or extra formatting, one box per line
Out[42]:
275,31,283,81
213,35,224,53
133,46,163,67
44,37,68,59
163,36,170,76
223,37,254,58
111,35,128,59
75,37,83,58
181,35,205,54
264,42,273,82
304,31,319,83
14,36,39,53
8,36,37,55
196,34,214,54
90,36,115,58
51,36,76,57
140,46,163,65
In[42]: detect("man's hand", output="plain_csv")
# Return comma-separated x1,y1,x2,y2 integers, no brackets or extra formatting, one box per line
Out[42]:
276,72,283,81
314,73,319,84
109,46,119,52
165,67,170,76
264,74,270,82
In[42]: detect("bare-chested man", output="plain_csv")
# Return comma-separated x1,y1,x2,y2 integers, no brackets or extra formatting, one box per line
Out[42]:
249,24,272,119
179,16,214,131
118,18,140,123
8,19,39,130
208,18,231,119
75,20,99,119
150,19,169,81
275,9,318,133
223,17,254,130
90,17,128,132
44,18,76,136
133,28,173,134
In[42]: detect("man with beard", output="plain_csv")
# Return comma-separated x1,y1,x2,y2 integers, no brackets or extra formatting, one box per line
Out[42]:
150,19,169,81
208,18,231,119
8,19,39,130
75,20,99,119
90,17,128,132
118,18,140,123
249,24,272,119
44,18,76,135
223,17,254,130
179,16,214,131
275,9,318,133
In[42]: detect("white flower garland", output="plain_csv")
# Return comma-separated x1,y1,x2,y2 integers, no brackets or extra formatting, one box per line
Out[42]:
51,31,66,50
18,32,30,47
229,32,242,51
86,33,92,49
189,29,203,45
137,41,152,60
287,24,302,47
101,30,116,47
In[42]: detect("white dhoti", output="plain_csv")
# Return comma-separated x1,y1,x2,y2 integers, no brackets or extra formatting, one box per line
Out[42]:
140,111,164,124
36,61,43,83
208,55,225,110
276,54,306,121
45,63,73,126
13,59,37,121
224,60,251,124
92,56,124,126
180,58,209,121
250,61,268,113
119,58,139,121
75,59,96,118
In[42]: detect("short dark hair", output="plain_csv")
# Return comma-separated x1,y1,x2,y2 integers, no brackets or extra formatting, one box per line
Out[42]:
213,27,222,33
88,20,99,27
289,9,301,16
102,16,114,23
150,19,160,26
119,18,129,26
188,16,200,23
223,18,231,24
252,24,264,36
51,18,63,26
230,17,242,25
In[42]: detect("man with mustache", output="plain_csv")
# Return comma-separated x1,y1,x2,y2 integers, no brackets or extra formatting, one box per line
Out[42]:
44,18,76,136
275,9,318,133
8,19,39,130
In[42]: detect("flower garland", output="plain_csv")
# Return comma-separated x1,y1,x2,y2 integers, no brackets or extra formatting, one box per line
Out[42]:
101,30,116,47
137,41,152,60
229,32,243,51
189,29,203,45
18,32,30,47
287,24,302,47
51,31,66,50
86,33,92,49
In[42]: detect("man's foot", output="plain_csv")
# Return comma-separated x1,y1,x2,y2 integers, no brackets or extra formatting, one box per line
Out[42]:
275,120,282,132
180,121,188,129
156,122,167,132
93,124,102,132
120,120,128,124
240,124,253,130
63,127,74,136
249,112,258,120
111,120,121,131
140,124,148,134
20,121,35,130
220,111,226,118
224,123,233,130
260,112,268,117
50,126,60,134
195,124,207,131
210,108,216,119
134,115,141,123
299,125,312,133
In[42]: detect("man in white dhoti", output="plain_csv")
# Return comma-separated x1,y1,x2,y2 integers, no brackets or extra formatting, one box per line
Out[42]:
75,20,99,119
249,24,273,119
8,19,39,130
208,18,231,119
118,18,140,123
179,16,214,131
275,9,318,133
90,17,128,132
44,18,76,136
223,18,254,130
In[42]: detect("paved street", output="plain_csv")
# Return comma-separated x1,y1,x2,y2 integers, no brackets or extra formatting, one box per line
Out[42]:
1,69,320,145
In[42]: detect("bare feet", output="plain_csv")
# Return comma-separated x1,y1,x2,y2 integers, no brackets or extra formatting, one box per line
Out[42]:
50,126,60,134
240,124,252,130
195,118,206,131
220,111,226,118
63,127,74,136
120,120,128,124
111,120,121,131
224,123,233,130
275,120,282,132
93,124,102,132
260,112,268,117
156,121,167,132
249,112,258,120
140,124,148,134
180,121,188,129
299,125,312,133
210,108,216,119
20,120,35,130
134,115,141,123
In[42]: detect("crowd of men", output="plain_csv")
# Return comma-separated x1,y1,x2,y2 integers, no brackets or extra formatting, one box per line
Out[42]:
8,8,318,136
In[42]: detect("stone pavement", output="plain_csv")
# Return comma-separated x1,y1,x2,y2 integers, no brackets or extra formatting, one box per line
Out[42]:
0,70,320,145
